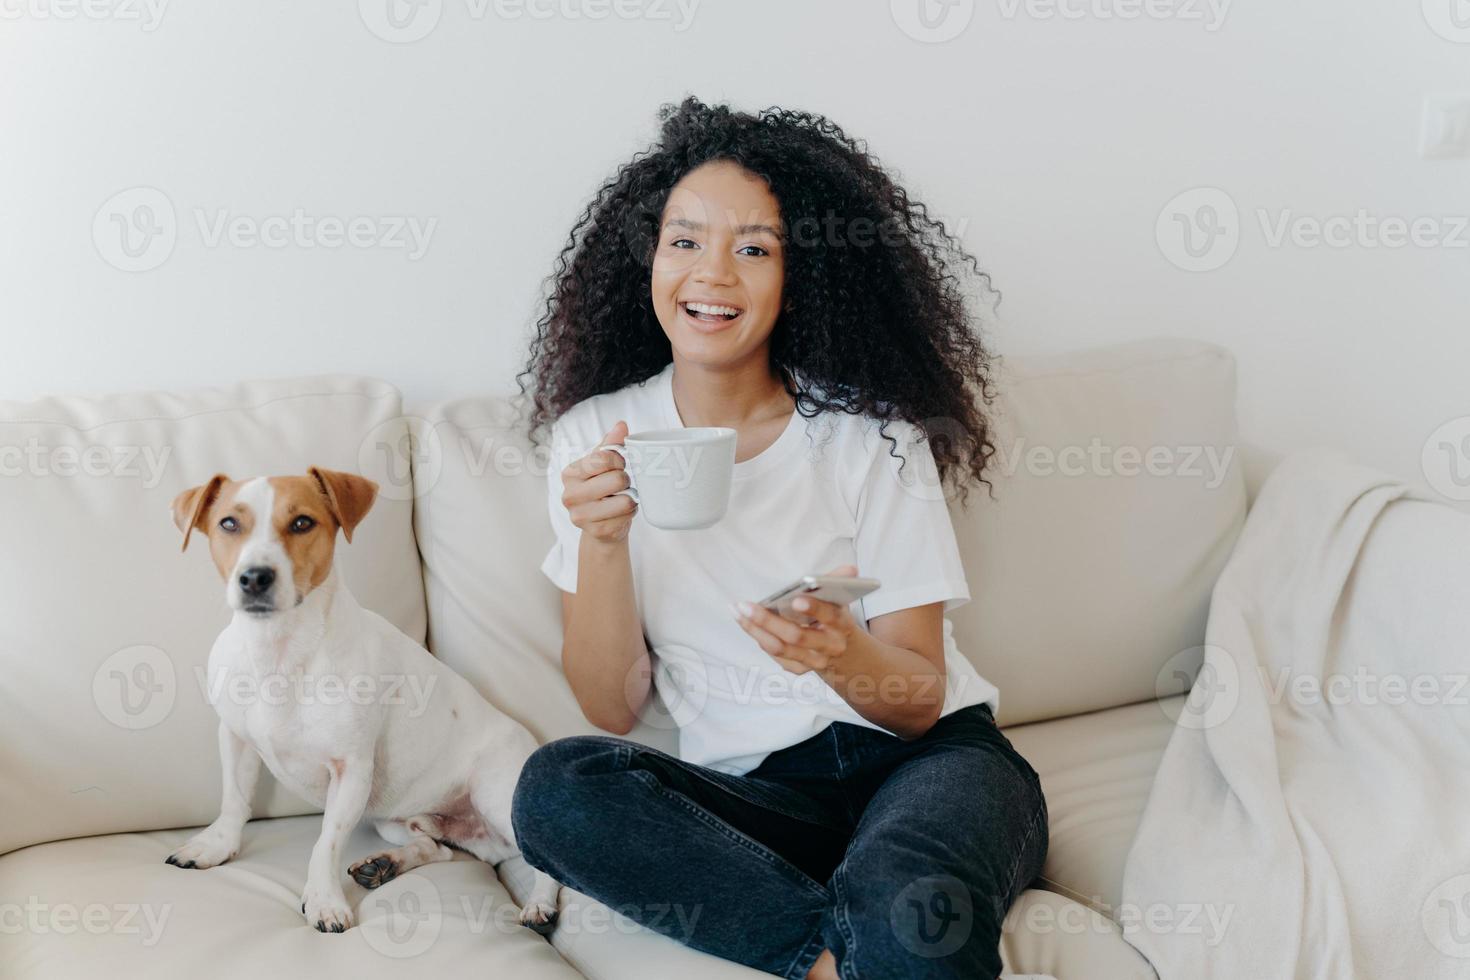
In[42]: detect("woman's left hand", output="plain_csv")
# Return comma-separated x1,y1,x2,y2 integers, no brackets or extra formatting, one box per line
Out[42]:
732,564,861,674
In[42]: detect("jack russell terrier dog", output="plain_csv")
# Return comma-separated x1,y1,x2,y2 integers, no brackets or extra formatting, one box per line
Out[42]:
164,466,561,934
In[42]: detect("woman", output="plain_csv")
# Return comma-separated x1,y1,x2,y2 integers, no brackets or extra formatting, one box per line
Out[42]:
511,97,1047,980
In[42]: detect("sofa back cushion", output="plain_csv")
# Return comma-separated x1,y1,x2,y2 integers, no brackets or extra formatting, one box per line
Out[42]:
0,376,426,856
415,337,1244,740
948,338,1245,725
410,398,679,752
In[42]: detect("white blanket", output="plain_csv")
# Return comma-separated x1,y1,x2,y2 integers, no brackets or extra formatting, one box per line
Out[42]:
1120,448,1470,979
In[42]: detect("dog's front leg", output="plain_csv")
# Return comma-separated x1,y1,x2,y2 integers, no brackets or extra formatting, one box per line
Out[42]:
301,756,372,932
166,722,261,869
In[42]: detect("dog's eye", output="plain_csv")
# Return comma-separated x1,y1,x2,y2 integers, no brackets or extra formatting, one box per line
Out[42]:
290,515,316,534
218,516,240,533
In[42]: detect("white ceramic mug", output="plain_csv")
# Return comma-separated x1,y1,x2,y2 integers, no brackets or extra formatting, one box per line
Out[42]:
598,427,737,530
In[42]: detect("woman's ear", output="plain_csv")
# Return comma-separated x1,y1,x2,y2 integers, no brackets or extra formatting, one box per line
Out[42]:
308,467,379,543
171,474,229,552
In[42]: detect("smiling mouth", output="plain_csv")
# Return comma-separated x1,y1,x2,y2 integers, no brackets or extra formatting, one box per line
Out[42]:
680,300,744,325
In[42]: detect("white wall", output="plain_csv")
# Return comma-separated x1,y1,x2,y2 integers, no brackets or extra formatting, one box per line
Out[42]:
2,0,1467,496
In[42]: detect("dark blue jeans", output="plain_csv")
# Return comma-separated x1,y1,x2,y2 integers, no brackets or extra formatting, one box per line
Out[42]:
511,704,1048,979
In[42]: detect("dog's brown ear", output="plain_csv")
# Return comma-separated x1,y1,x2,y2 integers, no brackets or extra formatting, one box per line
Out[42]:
309,467,379,544
171,474,229,552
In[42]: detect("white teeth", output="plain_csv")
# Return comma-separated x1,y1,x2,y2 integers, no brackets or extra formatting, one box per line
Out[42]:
684,301,742,318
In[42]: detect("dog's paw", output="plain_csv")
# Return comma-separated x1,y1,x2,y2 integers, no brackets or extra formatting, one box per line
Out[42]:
165,829,238,870
348,854,400,890
518,900,558,936
301,884,355,933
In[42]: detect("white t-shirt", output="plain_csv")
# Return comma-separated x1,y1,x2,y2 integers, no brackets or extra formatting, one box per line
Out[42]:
541,361,999,775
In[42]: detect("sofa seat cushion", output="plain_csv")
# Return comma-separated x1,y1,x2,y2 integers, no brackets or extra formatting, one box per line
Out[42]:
1004,695,1184,916
0,815,1157,980
497,854,1157,979
0,816,581,980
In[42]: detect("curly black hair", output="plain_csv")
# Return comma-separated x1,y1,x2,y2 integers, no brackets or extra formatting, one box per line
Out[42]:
515,96,1001,506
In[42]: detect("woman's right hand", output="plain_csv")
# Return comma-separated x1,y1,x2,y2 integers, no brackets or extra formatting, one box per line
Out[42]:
560,420,638,545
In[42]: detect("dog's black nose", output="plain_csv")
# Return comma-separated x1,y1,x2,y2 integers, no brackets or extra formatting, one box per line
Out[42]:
238,566,276,596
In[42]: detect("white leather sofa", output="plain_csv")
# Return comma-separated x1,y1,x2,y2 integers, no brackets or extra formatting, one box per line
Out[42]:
0,337,1270,979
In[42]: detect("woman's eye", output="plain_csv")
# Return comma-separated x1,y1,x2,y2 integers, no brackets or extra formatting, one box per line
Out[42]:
218,517,239,533
290,515,316,534
669,237,698,250
737,244,769,257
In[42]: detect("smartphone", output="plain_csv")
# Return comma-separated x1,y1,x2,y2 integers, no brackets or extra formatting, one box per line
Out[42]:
757,574,882,627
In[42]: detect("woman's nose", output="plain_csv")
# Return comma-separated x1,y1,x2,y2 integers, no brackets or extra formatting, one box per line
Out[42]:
691,245,736,285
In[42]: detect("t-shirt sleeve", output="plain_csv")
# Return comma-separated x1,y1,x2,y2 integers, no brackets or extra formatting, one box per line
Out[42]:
851,420,973,621
539,412,588,594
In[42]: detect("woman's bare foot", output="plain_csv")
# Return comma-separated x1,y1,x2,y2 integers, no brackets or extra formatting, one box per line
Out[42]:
805,948,838,980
